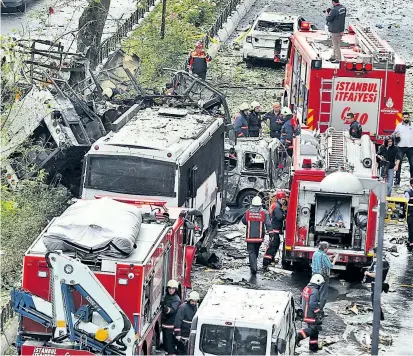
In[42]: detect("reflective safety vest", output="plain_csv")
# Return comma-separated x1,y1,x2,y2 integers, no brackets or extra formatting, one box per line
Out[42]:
245,210,266,243
301,285,321,324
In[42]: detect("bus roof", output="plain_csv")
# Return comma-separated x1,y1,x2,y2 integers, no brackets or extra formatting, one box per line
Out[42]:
198,285,292,325
91,107,223,161
293,25,404,70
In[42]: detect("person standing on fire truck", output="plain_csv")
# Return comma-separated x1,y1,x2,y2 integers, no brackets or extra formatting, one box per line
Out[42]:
248,101,262,137
263,102,285,139
234,102,250,137
393,112,413,186
280,109,301,156
296,274,325,352
186,41,211,81
242,196,272,275
311,241,338,313
161,280,181,355
325,0,347,63
263,191,287,268
348,112,363,139
174,291,199,355
404,178,413,252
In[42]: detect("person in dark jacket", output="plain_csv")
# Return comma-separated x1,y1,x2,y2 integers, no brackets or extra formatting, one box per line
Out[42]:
161,279,181,355
263,191,287,267
174,291,199,355
186,41,211,80
364,248,390,321
280,110,301,157
376,136,400,196
248,101,262,137
326,0,347,63
296,274,325,352
404,179,413,252
234,102,249,137
348,112,362,139
263,102,284,139
242,196,272,275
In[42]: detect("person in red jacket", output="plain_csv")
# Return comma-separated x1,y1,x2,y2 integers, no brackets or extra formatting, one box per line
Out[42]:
186,41,211,81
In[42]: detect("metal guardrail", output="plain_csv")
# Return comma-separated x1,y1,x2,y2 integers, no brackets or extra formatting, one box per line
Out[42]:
0,300,14,333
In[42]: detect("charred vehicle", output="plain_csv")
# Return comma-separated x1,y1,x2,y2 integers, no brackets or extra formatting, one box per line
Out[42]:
225,137,291,208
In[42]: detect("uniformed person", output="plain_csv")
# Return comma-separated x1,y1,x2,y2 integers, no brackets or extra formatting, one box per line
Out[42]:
242,196,272,275
234,103,249,137
248,101,262,137
348,112,362,139
161,280,181,355
174,291,199,355
263,191,287,267
404,178,413,252
296,274,325,352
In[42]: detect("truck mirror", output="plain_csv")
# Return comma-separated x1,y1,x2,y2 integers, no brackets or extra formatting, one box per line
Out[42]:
227,125,237,146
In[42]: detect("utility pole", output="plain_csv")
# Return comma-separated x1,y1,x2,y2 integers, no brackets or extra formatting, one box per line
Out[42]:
359,178,387,356
160,0,167,39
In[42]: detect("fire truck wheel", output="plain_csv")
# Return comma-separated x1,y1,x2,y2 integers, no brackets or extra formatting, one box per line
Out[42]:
237,189,258,209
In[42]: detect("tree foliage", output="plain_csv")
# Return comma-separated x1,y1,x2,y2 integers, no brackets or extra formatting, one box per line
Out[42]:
124,0,217,86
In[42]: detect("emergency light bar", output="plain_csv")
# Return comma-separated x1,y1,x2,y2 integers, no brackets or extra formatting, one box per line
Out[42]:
300,21,311,31
344,62,373,72
394,64,406,73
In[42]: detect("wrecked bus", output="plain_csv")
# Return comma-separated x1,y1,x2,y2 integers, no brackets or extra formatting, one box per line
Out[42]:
188,285,296,355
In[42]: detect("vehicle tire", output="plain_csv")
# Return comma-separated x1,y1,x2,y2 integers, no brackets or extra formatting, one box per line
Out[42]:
236,189,258,209
17,1,26,12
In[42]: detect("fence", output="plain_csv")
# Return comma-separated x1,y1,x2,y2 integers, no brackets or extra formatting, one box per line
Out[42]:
0,300,14,333
98,0,242,63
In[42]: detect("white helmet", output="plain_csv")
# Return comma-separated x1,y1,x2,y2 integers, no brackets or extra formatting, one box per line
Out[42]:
167,279,178,289
310,274,325,286
251,196,262,206
281,107,292,116
250,101,261,109
239,102,249,111
188,291,200,301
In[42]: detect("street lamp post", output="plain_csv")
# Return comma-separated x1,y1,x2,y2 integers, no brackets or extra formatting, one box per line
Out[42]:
359,178,387,356
160,0,167,39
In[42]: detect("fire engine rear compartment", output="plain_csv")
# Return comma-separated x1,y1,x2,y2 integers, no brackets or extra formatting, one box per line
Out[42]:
299,186,368,250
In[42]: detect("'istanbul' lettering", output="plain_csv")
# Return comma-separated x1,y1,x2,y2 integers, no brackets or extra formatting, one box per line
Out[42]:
33,347,57,356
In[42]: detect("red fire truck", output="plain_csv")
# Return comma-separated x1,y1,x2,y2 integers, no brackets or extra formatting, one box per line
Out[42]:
282,128,378,279
282,22,406,144
16,197,198,355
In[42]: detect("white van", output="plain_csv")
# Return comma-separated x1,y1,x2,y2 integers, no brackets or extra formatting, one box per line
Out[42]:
188,285,297,355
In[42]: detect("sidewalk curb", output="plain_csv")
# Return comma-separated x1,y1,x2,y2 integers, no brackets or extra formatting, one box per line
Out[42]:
0,318,18,355
209,0,258,58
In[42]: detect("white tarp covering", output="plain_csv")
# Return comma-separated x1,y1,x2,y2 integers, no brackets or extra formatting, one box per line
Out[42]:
43,198,142,258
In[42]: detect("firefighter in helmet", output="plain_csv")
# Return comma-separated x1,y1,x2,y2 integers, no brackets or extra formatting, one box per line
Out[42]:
280,108,301,156
242,196,272,275
248,101,262,137
263,191,287,268
186,41,211,81
296,274,325,352
234,102,250,137
161,280,181,355
174,291,199,355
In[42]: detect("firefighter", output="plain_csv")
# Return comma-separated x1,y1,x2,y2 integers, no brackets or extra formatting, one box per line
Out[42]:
186,41,211,81
296,274,325,352
280,109,301,157
248,101,262,137
263,102,284,139
161,280,181,355
263,191,287,268
404,178,413,252
242,196,272,275
234,103,249,137
348,112,362,139
174,291,199,355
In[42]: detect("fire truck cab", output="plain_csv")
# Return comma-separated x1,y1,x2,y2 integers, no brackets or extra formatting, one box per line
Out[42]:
282,23,406,144
16,198,197,355
282,128,379,279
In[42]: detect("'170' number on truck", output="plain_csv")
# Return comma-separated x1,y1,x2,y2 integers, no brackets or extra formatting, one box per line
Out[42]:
341,107,368,125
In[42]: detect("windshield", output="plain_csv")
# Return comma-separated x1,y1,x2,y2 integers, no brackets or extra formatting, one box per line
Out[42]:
84,155,176,197
200,324,267,355
255,20,294,32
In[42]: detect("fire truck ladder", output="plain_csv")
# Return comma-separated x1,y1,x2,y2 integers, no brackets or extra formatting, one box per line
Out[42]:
319,78,333,128
325,129,347,171
352,23,394,64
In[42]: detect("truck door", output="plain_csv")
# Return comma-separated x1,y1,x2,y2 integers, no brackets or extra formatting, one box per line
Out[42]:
330,77,382,134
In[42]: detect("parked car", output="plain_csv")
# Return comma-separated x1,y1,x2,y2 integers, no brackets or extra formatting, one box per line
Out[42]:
243,12,303,63
1,0,27,12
